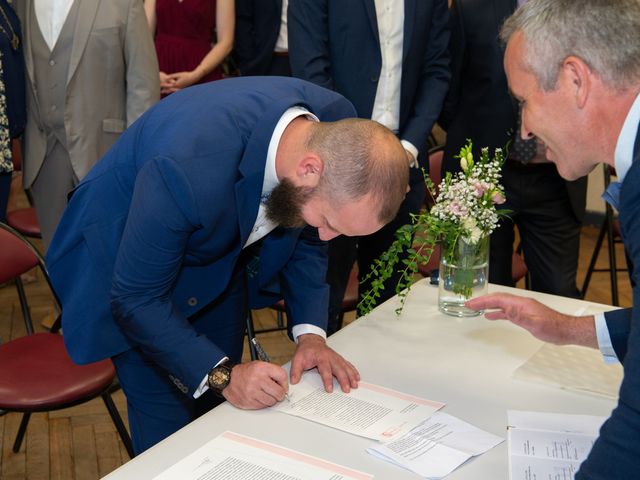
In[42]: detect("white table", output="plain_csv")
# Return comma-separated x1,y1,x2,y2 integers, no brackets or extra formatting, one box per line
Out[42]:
104,281,618,479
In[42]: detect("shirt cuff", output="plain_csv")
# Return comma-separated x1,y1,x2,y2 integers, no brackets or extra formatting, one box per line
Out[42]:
594,313,619,364
291,324,327,343
401,140,419,168
193,356,229,399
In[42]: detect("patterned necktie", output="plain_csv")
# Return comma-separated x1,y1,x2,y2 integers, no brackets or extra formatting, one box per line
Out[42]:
510,103,537,163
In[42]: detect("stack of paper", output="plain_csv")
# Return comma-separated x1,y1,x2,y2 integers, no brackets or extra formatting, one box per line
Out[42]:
512,343,623,399
507,410,606,479
153,431,373,480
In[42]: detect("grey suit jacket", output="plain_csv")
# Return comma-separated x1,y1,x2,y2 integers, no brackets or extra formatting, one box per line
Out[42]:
17,0,160,188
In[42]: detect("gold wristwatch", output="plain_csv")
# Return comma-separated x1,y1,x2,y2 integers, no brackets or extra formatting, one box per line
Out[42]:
207,359,235,396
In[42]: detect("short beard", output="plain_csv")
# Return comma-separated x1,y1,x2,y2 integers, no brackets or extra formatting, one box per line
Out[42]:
264,178,316,228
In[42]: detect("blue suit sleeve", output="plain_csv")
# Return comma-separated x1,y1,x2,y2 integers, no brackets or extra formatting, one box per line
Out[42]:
604,308,632,361
288,0,334,90
279,226,329,331
400,0,451,162
110,156,225,394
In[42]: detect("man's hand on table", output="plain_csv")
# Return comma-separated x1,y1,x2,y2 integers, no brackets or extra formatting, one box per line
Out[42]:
466,292,598,348
290,333,360,393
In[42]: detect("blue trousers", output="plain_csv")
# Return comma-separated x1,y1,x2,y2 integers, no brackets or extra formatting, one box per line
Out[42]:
112,272,248,454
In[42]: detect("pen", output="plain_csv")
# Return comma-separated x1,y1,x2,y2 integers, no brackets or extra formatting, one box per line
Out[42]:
251,337,291,403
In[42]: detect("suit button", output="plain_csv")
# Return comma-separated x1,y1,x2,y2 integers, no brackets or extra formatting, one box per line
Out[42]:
370,75,379,82
49,59,56,66
187,297,198,307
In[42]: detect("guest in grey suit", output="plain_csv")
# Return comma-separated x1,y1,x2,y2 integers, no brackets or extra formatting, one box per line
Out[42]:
15,0,159,249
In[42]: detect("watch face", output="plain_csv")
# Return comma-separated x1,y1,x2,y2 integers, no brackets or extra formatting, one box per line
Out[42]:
211,369,229,386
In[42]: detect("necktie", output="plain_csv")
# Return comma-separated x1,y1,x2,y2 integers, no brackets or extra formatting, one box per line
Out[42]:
510,104,537,163
602,181,621,210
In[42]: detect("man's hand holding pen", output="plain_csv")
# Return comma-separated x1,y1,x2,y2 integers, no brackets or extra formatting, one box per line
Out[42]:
222,361,290,409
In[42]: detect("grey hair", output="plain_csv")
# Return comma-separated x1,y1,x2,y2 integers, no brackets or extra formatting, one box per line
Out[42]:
305,118,408,224
501,0,640,91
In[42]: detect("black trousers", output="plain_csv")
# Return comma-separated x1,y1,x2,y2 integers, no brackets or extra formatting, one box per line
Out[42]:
490,161,583,298
326,170,425,335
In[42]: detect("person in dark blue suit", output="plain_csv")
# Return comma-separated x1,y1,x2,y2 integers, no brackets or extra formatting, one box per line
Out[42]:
467,0,640,478
234,0,291,76
46,76,409,453
441,0,587,298
288,0,450,334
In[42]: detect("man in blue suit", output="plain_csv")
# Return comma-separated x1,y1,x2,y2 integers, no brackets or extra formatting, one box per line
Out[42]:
467,0,640,477
46,76,409,453
288,0,450,333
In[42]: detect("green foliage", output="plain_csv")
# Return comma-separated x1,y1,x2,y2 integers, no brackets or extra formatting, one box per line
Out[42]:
357,140,510,316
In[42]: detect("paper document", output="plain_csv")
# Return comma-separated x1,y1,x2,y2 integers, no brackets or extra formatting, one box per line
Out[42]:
512,342,623,399
273,372,445,442
153,431,373,480
367,412,503,479
507,410,606,480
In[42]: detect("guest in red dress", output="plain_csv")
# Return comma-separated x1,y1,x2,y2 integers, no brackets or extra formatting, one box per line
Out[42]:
145,0,234,96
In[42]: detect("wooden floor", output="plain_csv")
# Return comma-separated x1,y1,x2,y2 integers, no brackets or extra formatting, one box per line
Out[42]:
0,222,631,479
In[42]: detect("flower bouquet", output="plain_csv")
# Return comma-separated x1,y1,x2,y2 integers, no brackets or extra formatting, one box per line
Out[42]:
358,140,509,317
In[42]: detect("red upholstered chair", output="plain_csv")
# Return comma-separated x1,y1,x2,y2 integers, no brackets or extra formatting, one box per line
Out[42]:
0,222,134,458
6,140,41,239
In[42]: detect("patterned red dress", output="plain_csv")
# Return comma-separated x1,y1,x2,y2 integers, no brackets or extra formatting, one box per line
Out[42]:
154,0,223,84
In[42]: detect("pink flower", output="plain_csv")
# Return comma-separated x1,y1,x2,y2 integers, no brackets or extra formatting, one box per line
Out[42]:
474,182,486,197
491,191,506,204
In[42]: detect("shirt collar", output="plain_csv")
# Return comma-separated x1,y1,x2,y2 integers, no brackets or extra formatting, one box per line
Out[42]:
263,106,319,197
614,92,640,182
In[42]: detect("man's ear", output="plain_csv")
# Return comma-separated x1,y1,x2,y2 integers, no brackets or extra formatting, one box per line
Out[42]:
294,153,324,188
561,56,592,109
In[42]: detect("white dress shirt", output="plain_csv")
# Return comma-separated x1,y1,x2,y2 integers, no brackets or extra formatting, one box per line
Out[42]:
371,0,417,165
274,0,289,53
34,0,75,51
594,92,640,362
195,106,326,398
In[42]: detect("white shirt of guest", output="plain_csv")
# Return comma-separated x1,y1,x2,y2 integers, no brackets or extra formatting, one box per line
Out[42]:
34,0,75,51
371,0,417,165
274,0,289,53
594,92,640,363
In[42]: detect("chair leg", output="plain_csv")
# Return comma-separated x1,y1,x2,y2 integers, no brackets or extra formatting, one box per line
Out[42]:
246,311,258,361
604,204,619,306
13,412,31,452
14,277,35,335
101,393,135,458
581,219,607,298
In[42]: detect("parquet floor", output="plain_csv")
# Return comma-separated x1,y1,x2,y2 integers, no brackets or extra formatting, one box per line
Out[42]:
0,220,631,479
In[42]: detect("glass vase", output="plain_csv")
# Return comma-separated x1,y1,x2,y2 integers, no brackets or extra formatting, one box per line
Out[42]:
438,235,489,317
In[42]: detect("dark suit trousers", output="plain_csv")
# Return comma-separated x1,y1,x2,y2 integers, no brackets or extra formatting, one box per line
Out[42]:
326,170,425,334
112,268,248,454
490,161,582,298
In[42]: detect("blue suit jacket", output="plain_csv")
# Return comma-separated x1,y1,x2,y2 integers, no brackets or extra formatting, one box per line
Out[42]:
288,0,450,168
46,77,356,394
578,125,640,478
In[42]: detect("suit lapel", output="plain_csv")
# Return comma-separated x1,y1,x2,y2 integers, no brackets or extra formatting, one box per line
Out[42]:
402,0,415,62
362,0,380,41
67,0,100,86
